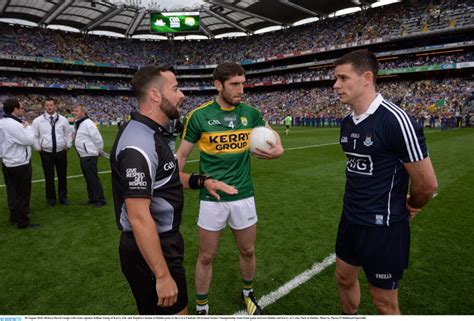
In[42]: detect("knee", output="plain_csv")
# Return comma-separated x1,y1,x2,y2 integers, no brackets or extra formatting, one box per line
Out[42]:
335,269,357,289
370,292,399,315
198,251,216,266
239,244,255,259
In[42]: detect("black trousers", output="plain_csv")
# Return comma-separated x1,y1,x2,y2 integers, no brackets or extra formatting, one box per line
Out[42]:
39,150,68,203
79,156,105,203
2,163,16,221
3,162,32,228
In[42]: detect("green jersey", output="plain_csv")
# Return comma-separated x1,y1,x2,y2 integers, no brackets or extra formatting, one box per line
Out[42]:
183,99,265,201
284,116,292,126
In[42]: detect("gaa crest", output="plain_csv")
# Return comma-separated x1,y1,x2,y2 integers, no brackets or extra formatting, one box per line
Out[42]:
241,117,248,126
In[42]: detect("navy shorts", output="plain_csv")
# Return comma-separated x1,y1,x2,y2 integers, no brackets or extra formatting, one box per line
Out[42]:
119,231,188,314
336,214,410,290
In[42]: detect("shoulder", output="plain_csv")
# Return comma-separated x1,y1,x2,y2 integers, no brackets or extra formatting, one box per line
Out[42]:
378,100,415,128
188,100,214,119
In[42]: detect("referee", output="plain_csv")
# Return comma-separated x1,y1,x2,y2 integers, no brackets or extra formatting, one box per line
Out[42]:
32,98,74,207
0,98,37,229
111,65,236,315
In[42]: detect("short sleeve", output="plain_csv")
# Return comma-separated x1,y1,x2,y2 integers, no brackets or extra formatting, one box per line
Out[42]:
183,112,201,143
117,147,153,198
387,113,428,163
251,108,265,128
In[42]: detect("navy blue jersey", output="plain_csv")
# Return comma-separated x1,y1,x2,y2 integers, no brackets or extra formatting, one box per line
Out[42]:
340,94,428,227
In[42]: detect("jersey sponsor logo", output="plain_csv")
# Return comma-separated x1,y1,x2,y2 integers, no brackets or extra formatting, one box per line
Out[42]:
375,273,392,279
198,129,251,154
341,136,348,143
351,133,360,138
345,152,373,176
240,117,248,126
163,161,175,171
126,168,147,188
363,135,374,147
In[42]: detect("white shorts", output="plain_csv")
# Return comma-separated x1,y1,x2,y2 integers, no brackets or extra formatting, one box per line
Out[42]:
198,196,258,231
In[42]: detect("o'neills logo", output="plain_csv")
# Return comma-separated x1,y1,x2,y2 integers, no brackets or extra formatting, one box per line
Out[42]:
198,129,251,154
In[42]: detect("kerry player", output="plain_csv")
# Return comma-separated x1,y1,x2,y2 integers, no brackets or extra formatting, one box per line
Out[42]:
176,62,283,315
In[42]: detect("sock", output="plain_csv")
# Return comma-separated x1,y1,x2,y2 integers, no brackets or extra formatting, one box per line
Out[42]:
196,293,209,313
242,279,254,297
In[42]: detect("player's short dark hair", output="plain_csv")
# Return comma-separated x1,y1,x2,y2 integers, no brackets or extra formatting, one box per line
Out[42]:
334,50,379,83
131,65,175,102
3,98,20,114
213,62,245,84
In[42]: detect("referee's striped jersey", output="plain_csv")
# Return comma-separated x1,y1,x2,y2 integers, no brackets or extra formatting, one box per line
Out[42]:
339,94,428,227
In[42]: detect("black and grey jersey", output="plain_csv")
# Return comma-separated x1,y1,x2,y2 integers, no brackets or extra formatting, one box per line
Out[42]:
339,94,428,227
110,112,183,233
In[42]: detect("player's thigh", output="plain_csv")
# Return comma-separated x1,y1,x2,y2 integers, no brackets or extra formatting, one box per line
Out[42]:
198,200,229,231
232,224,257,254
227,196,258,230
335,256,361,285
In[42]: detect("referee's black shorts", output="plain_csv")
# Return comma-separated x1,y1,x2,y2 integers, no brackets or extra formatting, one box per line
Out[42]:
119,231,188,314
336,214,410,290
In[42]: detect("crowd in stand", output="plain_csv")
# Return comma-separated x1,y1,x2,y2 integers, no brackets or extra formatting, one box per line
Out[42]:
0,0,472,66
1,77,471,129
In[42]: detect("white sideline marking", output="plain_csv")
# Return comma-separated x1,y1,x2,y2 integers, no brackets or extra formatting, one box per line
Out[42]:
234,253,337,315
0,129,446,188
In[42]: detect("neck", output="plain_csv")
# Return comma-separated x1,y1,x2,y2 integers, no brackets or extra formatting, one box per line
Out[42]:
139,102,168,127
216,95,233,108
352,91,377,116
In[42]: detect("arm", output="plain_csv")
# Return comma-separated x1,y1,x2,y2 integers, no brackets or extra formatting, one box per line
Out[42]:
252,123,284,159
403,156,438,220
31,119,42,151
89,122,104,154
64,118,74,149
10,123,36,146
176,140,237,199
125,197,178,307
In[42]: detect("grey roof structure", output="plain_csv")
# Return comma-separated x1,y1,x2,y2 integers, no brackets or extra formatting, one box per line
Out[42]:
0,0,380,38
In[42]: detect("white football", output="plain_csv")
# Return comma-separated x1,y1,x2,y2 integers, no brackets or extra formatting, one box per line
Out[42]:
249,126,276,154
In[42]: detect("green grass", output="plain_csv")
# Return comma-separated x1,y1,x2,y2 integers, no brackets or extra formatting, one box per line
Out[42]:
1,126,473,315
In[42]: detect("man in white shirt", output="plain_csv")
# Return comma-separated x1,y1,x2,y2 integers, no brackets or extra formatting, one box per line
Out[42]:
73,104,106,207
32,98,74,207
0,98,38,228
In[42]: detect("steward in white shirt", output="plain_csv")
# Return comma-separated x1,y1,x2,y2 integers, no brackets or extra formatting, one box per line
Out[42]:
32,98,74,207
0,98,38,228
73,104,106,207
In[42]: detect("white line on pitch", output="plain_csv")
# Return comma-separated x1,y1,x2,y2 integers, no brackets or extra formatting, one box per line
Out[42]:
234,253,337,315
0,129,446,188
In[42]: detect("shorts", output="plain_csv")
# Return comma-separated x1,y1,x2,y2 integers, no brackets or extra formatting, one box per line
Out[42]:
285,125,290,129
119,231,188,314
198,196,258,231
336,214,410,290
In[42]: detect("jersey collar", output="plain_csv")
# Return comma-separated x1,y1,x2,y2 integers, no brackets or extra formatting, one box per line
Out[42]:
351,93,383,125
131,112,167,136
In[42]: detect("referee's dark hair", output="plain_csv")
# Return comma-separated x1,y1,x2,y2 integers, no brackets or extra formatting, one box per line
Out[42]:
3,98,20,114
334,50,379,84
213,62,245,84
132,65,175,102
43,97,56,105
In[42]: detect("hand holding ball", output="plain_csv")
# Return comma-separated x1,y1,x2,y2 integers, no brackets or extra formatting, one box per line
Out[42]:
249,126,276,154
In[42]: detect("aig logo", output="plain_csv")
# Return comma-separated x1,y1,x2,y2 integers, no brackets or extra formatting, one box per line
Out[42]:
164,161,175,171
345,152,373,176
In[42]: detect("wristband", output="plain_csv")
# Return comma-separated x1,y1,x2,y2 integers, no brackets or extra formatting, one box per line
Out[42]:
189,173,211,189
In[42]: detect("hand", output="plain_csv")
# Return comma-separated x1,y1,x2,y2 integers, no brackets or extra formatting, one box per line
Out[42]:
22,121,29,128
252,140,284,159
406,195,422,222
204,179,238,201
155,274,178,307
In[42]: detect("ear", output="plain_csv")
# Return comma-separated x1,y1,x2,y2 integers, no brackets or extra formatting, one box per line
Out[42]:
363,71,374,86
149,86,162,105
214,80,223,92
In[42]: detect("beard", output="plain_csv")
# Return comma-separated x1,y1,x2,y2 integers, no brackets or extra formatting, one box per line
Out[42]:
161,96,180,120
222,90,242,106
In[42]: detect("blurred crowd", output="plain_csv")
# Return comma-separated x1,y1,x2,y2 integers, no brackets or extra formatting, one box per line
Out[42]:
1,78,471,129
0,0,472,66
